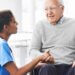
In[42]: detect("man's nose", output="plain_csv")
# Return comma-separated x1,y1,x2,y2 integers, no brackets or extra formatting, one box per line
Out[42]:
47,9,53,14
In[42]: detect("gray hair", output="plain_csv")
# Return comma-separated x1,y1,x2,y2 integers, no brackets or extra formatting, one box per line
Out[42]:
59,0,64,6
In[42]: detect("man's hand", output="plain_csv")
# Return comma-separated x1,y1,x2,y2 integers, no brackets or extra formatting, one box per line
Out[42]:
72,61,75,67
38,51,50,61
42,51,50,61
35,50,55,68
45,55,55,64
40,51,55,63
43,51,55,64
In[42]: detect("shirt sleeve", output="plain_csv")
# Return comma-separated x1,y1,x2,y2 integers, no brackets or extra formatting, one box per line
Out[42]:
29,22,43,58
0,42,13,66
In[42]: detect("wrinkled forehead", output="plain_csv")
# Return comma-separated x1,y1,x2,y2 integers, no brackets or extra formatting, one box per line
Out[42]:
44,0,63,7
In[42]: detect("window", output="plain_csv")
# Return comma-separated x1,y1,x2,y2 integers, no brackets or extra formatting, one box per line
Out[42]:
22,0,45,32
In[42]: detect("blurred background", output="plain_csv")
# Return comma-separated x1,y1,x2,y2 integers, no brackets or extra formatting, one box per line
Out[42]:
0,0,75,68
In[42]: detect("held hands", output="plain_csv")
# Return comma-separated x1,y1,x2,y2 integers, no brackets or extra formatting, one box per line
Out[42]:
35,51,55,68
40,51,55,64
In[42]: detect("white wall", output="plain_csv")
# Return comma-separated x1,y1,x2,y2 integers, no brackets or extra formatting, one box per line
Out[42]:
62,0,75,19
0,0,22,31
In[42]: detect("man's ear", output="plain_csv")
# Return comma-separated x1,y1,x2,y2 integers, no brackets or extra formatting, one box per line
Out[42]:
62,6,64,11
61,5,64,13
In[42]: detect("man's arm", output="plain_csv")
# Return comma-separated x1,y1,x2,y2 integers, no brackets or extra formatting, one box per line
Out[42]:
29,23,43,58
29,22,55,65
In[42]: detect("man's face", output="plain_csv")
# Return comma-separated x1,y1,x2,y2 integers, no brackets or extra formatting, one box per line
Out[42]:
44,0,64,25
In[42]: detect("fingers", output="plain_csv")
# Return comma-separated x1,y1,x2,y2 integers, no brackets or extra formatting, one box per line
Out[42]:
43,52,50,59
72,61,75,67
45,56,55,63
41,50,55,64
40,52,50,62
45,56,51,62
45,50,51,56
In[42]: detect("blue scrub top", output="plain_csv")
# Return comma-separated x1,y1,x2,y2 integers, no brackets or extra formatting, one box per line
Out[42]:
0,38,14,66
0,65,10,75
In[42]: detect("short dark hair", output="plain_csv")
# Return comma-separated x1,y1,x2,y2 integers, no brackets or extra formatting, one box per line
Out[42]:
0,10,13,32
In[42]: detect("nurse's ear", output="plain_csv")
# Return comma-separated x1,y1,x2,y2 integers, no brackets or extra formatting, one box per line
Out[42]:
3,24,9,32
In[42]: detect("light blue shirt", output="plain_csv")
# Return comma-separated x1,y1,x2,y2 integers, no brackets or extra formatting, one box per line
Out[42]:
0,38,13,66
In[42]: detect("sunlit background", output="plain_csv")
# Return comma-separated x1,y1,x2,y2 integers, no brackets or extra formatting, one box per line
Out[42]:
0,0,75,68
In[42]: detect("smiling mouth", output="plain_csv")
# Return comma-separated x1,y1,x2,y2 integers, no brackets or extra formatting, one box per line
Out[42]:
48,15,54,17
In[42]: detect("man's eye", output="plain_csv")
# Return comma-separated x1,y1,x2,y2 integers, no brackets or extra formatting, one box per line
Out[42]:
45,8,47,10
13,20,17,23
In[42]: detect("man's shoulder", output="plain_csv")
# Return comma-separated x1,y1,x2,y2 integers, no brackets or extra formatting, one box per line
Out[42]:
35,19,48,28
63,17,75,28
64,17,75,22
37,19,48,24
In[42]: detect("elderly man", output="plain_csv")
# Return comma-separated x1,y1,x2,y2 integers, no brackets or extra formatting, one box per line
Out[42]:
29,0,75,75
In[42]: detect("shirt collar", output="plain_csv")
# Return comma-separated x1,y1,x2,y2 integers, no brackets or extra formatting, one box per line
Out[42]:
46,16,64,25
57,16,64,24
